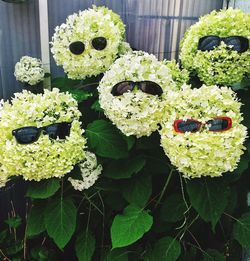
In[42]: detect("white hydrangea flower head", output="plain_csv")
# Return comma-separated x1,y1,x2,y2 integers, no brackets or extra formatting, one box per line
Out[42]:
51,5,129,80
68,151,102,191
98,51,178,138
160,84,248,178
0,88,86,183
14,56,45,85
180,8,250,86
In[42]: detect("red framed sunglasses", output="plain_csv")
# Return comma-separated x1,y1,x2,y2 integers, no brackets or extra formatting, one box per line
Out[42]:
173,117,232,133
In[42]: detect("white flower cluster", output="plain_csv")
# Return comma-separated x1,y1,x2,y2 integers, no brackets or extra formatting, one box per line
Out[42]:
98,51,178,137
180,8,250,86
160,85,248,178
0,88,86,186
14,56,45,85
51,6,128,80
68,151,102,191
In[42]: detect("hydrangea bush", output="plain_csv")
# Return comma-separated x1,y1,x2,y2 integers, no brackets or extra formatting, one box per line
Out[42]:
0,88,86,186
98,51,179,137
160,85,248,178
51,6,130,80
1,6,250,261
180,8,250,86
14,56,45,85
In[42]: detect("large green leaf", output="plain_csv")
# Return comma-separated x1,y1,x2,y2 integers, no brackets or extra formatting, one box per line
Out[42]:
75,231,96,261
233,212,250,248
27,203,46,237
187,178,230,230
26,179,60,199
111,205,153,248
122,175,152,207
203,249,226,261
106,249,128,261
45,197,77,249
145,236,181,261
104,156,146,179
86,120,129,159
160,194,186,222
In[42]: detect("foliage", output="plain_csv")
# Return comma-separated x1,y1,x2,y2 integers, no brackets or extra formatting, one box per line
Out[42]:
1,7,250,260
1,74,249,261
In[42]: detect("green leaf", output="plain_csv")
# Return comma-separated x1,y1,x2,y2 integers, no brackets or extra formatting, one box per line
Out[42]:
27,203,46,237
91,100,103,112
187,178,230,230
122,175,152,207
0,230,8,244
86,120,129,159
66,89,93,102
104,156,146,179
160,194,187,222
30,246,49,261
106,192,127,211
203,249,226,261
52,76,80,89
123,135,136,151
178,246,197,261
143,149,170,174
26,178,60,199
5,240,23,255
233,212,250,248
5,216,22,229
145,236,181,261
45,197,77,249
75,231,96,261
106,249,128,261
111,205,153,248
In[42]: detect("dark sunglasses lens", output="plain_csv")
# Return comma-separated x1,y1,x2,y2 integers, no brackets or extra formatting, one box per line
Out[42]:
92,37,107,50
13,127,40,144
46,123,71,139
140,81,163,96
224,36,249,53
206,119,229,131
111,82,134,96
69,41,85,55
177,120,200,133
198,36,220,51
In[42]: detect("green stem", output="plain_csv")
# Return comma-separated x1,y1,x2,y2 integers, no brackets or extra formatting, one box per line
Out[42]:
154,168,174,208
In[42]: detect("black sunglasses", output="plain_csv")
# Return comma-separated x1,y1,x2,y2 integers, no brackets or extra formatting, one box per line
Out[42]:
198,35,249,53
12,122,72,145
111,81,163,96
69,37,107,55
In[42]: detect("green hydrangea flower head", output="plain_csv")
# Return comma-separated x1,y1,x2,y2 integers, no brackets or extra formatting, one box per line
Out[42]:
164,59,189,88
0,88,86,186
180,8,250,86
160,85,247,178
51,5,130,80
98,51,178,137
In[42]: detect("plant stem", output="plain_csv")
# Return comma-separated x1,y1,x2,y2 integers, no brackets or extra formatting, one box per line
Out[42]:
154,168,174,208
